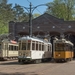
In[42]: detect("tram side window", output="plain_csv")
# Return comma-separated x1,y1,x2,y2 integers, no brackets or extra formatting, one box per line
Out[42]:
70,46,73,50
55,43,57,50
27,43,30,50
22,43,26,50
42,44,44,51
9,45,13,50
14,46,18,50
36,42,38,50
65,44,67,50
66,45,73,51
32,43,35,50
0,44,1,50
65,44,69,51
19,43,21,50
39,43,41,51
48,45,50,51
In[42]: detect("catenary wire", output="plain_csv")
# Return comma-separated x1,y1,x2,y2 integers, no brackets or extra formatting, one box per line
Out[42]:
25,0,71,34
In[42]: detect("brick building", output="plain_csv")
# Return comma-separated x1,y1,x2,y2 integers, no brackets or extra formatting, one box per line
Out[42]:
9,13,75,45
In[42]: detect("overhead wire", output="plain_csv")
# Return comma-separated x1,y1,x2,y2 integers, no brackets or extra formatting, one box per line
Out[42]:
25,0,71,34
26,0,30,3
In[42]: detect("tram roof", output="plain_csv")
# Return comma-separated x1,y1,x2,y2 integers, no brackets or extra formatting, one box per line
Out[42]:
19,36,51,44
54,38,73,46
0,39,18,45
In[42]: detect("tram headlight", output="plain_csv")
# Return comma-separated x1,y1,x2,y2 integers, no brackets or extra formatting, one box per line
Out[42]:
19,53,22,56
25,52,31,57
58,54,60,56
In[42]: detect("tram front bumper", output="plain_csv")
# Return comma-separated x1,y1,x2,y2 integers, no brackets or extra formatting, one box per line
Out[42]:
18,56,32,61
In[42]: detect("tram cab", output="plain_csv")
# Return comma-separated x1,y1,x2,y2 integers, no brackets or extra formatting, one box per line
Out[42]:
53,38,74,62
18,36,52,63
0,39,18,60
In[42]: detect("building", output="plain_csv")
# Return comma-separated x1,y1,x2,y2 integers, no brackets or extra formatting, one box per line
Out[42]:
9,13,75,45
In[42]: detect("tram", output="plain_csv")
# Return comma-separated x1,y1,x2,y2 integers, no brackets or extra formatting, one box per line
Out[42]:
18,36,52,63
53,38,74,62
0,39,18,60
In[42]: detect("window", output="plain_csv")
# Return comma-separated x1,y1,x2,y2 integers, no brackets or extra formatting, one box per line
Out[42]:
0,44,1,50
32,41,35,50
65,44,72,51
55,43,65,51
27,43,31,50
9,45,13,50
32,43,35,50
65,44,69,50
36,42,38,50
14,46,18,50
42,44,44,51
39,43,41,51
22,43,26,50
69,45,73,51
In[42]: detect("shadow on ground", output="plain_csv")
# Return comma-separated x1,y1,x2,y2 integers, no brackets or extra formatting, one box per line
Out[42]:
0,60,20,65
0,72,39,75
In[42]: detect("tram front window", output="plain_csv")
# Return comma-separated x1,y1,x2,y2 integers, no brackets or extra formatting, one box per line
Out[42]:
55,43,65,51
22,43,26,50
21,42,31,50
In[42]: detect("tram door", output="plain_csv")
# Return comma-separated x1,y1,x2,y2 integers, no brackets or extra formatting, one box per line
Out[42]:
3,43,8,57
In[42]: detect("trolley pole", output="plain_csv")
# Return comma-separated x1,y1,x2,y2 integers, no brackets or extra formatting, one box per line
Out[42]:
29,3,32,37
22,2,49,37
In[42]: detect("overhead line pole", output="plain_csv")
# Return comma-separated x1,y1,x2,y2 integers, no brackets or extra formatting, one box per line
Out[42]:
22,2,49,37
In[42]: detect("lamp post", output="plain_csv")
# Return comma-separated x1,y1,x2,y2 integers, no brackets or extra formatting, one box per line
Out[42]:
22,2,48,37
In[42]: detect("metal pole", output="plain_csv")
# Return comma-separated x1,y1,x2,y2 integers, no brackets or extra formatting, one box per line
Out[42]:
29,2,32,37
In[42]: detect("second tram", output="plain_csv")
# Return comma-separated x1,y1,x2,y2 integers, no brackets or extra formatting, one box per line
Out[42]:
18,36,52,63
0,39,18,60
53,38,74,62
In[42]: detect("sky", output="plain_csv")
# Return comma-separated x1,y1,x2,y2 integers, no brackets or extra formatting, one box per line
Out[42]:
8,0,53,14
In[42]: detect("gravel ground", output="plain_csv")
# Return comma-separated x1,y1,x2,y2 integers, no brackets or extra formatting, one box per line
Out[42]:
0,60,75,75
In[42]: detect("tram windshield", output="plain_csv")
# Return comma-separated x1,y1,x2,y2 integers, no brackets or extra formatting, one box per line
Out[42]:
55,43,65,51
22,43,26,50
21,42,31,50
55,43,73,51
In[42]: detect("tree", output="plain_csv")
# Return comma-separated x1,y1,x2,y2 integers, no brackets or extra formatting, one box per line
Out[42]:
46,0,75,20
0,0,14,34
13,4,29,22
33,13,40,18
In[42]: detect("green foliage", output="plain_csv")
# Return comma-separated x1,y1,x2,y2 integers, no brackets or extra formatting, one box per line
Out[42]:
13,4,29,22
0,0,29,34
0,0,14,34
46,0,75,21
33,13,40,18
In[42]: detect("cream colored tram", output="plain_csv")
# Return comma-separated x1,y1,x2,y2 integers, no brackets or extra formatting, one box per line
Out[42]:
53,38,74,62
0,39,18,60
18,36,52,63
